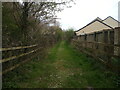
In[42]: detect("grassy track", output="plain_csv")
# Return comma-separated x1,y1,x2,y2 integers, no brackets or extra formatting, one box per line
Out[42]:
3,41,116,88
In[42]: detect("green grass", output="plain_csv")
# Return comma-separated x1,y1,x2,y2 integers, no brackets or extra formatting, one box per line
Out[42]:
3,41,117,88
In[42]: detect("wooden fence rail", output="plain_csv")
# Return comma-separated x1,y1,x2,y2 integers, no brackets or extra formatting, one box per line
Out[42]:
72,27,120,73
0,44,42,75
74,41,120,57
0,48,39,63
72,40,120,72
0,44,38,51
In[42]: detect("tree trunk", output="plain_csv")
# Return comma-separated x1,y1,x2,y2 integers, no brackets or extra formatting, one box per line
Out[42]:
21,2,29,45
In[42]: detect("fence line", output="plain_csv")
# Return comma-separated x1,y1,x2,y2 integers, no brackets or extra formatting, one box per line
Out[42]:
1,44,41,75
0,48,40,63
72,40,120,72
74,41,120,58
0,44,37,51
72,27,120,72
1,48,41,75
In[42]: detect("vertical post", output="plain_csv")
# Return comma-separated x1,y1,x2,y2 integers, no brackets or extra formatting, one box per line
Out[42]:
108,30,110,44
93,32,96,56
0,1,2,89
94,32,96,49
108,30,114,54
84,34,87,48
107,30,112,64
102,30,110,63
114,27,120,56
102,30,106,52
78,36,80,41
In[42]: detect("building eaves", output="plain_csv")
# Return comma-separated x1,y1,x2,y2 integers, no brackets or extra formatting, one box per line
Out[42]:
75,17,113,33
103,16,120,23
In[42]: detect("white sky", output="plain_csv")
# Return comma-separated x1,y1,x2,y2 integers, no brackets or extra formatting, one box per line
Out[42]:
56,0,120,30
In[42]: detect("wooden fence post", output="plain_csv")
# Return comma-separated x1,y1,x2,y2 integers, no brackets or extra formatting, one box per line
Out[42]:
108,30,114,54
102,30,111,63
108,30,110,44
114,27,120,56
107,30,113,64
0,2,2,89
94,32,96,49
102,30,106,53
84,34,87,48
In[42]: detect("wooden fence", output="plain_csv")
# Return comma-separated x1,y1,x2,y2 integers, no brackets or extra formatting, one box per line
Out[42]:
72,27,120,72
0,44,42,75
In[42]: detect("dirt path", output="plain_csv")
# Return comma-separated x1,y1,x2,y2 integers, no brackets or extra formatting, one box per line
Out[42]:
47,41,83,88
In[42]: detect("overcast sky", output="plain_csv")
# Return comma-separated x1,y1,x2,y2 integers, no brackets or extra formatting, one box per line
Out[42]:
56,0,120,30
